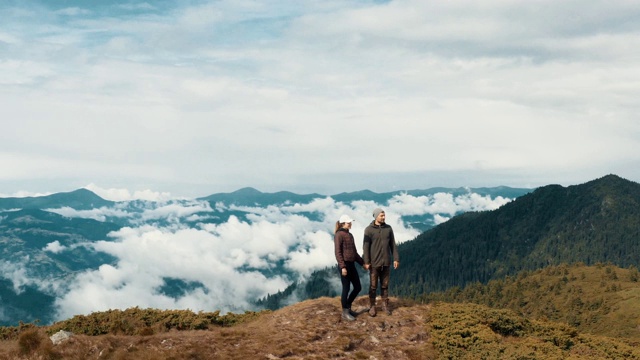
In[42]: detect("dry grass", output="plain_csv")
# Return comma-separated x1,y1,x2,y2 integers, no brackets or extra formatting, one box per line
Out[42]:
1,295,637,359
222,296,434,360
423,263,640,340
0,296,433,360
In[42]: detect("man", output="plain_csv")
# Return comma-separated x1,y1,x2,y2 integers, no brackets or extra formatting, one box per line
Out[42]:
363,207,399,316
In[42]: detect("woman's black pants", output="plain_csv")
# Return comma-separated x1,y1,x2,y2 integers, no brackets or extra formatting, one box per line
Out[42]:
339,261,361,309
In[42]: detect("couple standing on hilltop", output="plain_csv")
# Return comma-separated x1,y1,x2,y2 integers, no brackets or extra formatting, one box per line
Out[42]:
334,208,400,321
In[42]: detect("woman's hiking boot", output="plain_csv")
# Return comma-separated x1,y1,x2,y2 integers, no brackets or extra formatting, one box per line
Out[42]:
342,308,356,321
347,307,358,317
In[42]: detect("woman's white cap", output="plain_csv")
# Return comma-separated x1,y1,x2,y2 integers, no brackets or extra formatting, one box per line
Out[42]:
339,214,355,223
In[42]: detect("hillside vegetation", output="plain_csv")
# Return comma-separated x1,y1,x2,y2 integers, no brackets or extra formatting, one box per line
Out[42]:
394,174,640,295
1,294,640,359
421,263,640,341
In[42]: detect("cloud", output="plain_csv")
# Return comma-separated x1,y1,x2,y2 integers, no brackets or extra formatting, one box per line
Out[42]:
138,201,213,222
285,231,335,278
0,257,61,295
116,3,156,12
44,241,67,254
0,31,19,45
45,190,516,320
0,190,53,198
47,206,132,222
55,7,91,17
1,0,639,197
0,260,30,294
387,192,512,217
54,224,292,319
85,183,173,202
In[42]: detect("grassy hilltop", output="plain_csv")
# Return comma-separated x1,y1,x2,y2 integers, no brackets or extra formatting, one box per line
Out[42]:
2,263,640,359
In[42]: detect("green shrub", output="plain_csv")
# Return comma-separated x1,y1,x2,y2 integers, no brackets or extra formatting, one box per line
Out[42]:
46,307,268,336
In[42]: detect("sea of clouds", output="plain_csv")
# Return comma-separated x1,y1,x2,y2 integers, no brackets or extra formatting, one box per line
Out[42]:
13,186,513,321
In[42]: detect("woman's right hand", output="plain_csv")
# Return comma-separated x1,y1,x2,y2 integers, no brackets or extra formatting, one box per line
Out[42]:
341,268,347,276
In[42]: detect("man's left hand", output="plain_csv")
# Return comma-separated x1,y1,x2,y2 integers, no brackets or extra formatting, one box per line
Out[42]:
393,261,399,269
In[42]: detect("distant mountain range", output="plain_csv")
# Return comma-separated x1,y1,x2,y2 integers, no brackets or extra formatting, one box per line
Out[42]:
1,186,530,210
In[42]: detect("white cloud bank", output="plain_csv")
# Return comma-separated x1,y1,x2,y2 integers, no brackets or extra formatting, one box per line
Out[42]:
47,191,511,320
85,183,173,202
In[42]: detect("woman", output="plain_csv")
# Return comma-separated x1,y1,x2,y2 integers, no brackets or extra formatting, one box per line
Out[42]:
334,214,365,321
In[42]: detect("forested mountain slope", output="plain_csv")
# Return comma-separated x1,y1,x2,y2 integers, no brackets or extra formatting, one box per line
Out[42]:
394,174,640,296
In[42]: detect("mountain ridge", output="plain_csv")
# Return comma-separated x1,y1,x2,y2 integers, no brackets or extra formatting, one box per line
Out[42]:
1,185,532,207
199,185,532,206
0,188,113,210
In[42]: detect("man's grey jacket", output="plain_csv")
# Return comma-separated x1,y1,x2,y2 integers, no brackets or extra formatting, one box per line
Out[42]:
363,221,399,267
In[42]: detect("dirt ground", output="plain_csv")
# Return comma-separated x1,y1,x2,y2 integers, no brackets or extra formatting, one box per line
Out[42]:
0,296,435,360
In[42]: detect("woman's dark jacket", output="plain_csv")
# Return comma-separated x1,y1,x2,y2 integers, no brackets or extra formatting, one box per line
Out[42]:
334,228,364,269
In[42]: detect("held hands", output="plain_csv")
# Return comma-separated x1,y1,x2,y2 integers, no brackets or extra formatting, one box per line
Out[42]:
362,263,397,270
341,268,347,276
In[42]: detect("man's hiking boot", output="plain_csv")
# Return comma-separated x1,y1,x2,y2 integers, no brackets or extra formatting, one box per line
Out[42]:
382,298,391,315
368,298,377,317
342,308,356,321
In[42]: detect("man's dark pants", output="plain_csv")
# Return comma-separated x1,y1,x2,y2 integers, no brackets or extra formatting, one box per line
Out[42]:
368,265,390,300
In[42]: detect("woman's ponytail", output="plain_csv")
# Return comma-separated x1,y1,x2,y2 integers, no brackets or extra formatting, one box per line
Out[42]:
334,221,343,234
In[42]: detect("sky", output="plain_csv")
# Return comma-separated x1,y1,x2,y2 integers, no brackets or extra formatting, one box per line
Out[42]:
2,0,640,199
